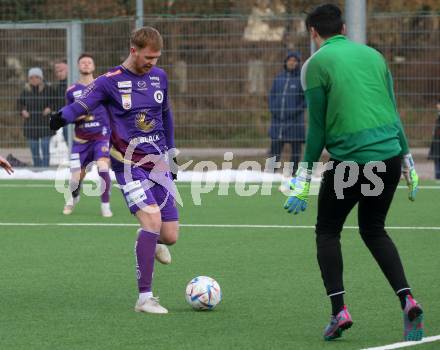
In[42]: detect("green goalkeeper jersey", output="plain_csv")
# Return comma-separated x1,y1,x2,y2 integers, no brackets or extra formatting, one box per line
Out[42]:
301,35,409,166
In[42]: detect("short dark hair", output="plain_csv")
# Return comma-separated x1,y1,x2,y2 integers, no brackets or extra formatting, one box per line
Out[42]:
305,4,344,38
77,53,95,63
54,58,67,65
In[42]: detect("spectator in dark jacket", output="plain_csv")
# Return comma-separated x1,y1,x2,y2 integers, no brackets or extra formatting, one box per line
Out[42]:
268,51,306,173
428,99,440,180
17,67,53,167
53,59,69,143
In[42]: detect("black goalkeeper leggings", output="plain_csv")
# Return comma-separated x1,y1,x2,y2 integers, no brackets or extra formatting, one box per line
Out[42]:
315,156,410,296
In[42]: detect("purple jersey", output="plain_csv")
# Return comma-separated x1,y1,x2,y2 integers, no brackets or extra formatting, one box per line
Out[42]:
62,66,175,171
65,83,110,142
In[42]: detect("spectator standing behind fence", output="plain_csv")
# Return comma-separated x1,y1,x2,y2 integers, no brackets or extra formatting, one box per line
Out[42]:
428,99,440,180
17,67,53,167
268,51,306,173
53,59,69,143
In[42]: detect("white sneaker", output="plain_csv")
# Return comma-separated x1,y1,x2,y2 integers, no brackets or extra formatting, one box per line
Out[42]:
135,296,168,314
155,244,171,265
101,202,113,218
63,196,80,215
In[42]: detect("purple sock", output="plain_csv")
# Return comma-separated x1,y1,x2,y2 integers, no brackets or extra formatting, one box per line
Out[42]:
99,170,111,203
135,229,159,293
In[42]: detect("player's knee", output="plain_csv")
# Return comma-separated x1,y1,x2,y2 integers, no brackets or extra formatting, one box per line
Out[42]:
315,230,341,248
136,209,162,233
161,234,178,245
141,220,162,233
359,226,387,240
97,163,109,172
160,223,179,245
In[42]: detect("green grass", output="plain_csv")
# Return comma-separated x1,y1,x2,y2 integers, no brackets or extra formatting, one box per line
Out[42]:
0,180,439,350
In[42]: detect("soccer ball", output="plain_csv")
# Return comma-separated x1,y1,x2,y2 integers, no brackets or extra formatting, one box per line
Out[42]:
185,276,222,310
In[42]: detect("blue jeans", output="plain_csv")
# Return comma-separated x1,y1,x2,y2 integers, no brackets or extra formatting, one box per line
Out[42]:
435,160,440,180
28,137,50,167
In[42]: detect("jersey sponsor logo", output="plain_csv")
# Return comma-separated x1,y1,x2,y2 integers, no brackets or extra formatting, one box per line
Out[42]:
131,134,160,145
150,76,160,82
119,88,132,93
151,82,160,88
121,94,132,110
135,110,155,132
123,181,147,207
73,90,82,99
154,90,164,104
84,121,100,128
118,81,132,88
126,188,147,207
123,180,142,193
105,69,122,77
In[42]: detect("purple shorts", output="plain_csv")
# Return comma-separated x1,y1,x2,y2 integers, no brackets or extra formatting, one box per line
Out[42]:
114,166,179,222
70,139,110,170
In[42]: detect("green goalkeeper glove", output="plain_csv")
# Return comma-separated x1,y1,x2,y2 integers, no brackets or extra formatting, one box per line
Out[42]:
402,153,419,201
283,166,312,215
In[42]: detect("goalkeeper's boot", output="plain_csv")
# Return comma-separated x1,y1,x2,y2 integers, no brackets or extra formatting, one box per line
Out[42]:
63,195,80,215
323,305,353,341
403,295,424,341
135,295,168,314
155,243,172,265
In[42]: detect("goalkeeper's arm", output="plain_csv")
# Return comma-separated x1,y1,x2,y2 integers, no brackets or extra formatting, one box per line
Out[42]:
385,67,410,155
301,86,327,169
284,86,327,215
385,66,418,201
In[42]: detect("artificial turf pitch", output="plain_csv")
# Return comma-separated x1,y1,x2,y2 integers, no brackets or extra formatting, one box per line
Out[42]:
0,180,439,350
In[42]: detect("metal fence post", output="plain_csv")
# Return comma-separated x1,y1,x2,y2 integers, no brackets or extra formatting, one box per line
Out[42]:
136,0,144,29
345,0,367,44
66,21,83,152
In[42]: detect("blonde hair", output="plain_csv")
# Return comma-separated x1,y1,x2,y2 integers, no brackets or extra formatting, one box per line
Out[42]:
130,26,163,51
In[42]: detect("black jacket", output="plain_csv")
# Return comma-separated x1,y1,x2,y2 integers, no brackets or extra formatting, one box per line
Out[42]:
52,79,68,111
17,83,54,139
428,113,440,160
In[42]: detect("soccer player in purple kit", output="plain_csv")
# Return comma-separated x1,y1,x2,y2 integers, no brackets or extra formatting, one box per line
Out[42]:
63,53,113,217
50,27,178,314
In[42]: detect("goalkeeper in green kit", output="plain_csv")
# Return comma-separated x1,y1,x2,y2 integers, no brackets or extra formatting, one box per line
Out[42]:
283,4,423,342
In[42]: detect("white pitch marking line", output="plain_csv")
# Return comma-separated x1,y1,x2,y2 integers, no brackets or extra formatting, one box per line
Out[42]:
361,334,440,350
0,184,440,189
0,223,440,230
0,184,54,187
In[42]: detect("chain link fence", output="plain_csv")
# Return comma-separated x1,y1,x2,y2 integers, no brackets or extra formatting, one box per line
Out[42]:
0,13,439,168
